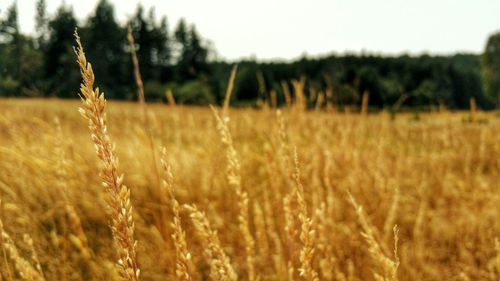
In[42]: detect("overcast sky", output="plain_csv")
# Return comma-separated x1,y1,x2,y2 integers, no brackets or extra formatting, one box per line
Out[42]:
7,0,500,61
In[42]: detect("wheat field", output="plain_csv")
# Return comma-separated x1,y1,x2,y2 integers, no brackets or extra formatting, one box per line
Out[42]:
0,38,500,281
1,97,499,281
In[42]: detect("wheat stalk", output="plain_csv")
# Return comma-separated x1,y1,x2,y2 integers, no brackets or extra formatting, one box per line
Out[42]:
126,24,161,195
211,105,258,281
469,97,477,122
159,148,192,281
66,205,92,260
253,201,270,263
184,204,237,281
22,234,44,278
0,219,45,281
276,110,293,177
256,71,267,109
361,91,369,116
292,148,319,281
281,81,293,108
383,187,400,243
493,238,500,277
222,65,238,117
291,78,306,112
348,193,399,281
74,30,140,281
165,89,176,107
314,92,324,112
270,90,278,109
0,201,14,281
325,86,334,112
126,25,146,106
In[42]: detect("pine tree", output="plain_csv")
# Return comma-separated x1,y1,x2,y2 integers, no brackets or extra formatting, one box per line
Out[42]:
35,0,48,48
0,2,21,95
174,19,208,81
84,0,128,98
44,4,79,97
482,32,500,107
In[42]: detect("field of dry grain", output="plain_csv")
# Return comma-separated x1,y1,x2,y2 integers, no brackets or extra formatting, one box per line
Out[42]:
0,96,499,281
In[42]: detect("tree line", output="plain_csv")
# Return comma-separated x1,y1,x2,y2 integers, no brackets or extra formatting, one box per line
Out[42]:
1,0,499,110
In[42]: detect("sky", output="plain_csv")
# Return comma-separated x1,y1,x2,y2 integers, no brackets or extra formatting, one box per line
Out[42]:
7,0,500,61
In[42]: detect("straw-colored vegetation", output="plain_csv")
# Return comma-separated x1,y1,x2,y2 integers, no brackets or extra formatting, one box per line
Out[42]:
0,36,499,281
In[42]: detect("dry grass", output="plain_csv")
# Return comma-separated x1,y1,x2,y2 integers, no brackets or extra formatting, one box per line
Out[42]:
0,97,499,281
0,37,499,280
160,147,192,281
74,31,139,281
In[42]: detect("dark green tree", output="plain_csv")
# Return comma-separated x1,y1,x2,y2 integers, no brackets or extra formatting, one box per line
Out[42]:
174,18,188,48
129,5,172,99
35,0,49,48
44,4,79,97
0,1,21,95
173,18,189,81
174,19,208,81
153,16,172,82
130,6,163,81
0,1,19,42
83,0,128,99
0,2,44,97
188,25,208,75
130,5,153,81
481,32,500,106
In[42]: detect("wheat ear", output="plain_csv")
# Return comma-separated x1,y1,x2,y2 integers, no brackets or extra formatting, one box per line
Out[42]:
493,238,500,277
159,148,192,281
348,193,399,281
292,148,319,281
184,204,237,281
74,30,140,281
0,219,45,281
211,105,258,281
222,65,238,117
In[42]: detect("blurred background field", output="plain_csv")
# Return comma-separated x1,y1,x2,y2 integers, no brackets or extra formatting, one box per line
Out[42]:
0,98,499,280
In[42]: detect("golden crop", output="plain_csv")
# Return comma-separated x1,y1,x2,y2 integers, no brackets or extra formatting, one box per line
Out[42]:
0,36,499,281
